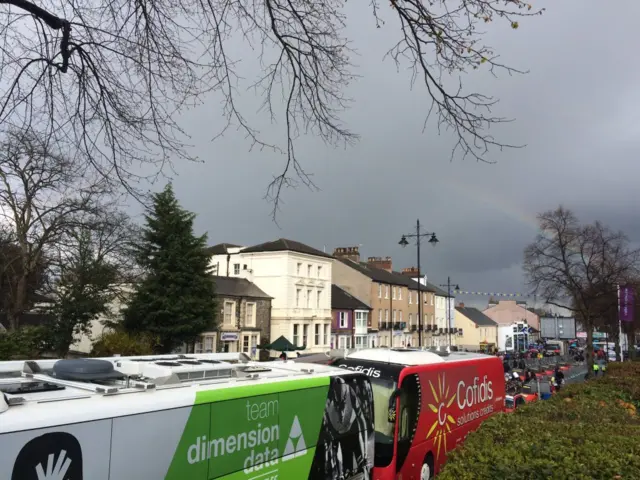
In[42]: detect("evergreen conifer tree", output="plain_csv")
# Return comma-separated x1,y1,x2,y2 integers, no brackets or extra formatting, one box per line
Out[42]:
123,184,216,353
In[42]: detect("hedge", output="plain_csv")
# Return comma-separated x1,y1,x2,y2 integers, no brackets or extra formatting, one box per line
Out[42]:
438,362,640,480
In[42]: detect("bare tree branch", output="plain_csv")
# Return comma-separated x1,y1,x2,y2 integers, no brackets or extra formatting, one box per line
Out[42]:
0,0,543,219
0,130,113,328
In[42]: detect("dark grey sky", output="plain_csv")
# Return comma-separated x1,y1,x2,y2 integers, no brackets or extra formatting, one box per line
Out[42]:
159,0,640,308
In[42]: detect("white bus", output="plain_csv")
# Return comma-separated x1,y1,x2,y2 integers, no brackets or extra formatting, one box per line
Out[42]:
0,353,374,480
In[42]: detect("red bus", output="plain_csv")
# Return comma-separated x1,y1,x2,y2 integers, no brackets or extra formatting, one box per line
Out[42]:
332,348,505,480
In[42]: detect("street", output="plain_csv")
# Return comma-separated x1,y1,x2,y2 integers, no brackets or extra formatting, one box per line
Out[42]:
525,364,588,395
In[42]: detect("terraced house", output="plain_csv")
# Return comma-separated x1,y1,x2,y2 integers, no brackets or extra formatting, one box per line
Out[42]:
332,247,435,348
331,284,372,349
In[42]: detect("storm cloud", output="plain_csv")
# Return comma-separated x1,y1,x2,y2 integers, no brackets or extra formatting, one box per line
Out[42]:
158,0,640,308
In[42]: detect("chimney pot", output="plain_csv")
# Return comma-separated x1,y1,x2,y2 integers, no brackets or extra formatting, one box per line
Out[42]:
333,246,361,263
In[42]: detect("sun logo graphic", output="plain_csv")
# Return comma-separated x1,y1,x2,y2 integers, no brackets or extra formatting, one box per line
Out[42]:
426,373,457,458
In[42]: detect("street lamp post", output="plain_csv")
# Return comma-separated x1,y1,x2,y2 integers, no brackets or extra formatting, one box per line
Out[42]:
439,277,460,347
399,219,439,348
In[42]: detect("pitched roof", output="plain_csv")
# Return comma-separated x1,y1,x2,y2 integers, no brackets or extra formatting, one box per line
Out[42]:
241,238,332,259
212,276,272,299
206,243,241,255
337,258,407,286
455,306,497,327
337,259,440,292
332,285,371,310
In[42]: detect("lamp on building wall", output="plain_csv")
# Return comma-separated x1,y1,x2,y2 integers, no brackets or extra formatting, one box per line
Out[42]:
399,219,439,347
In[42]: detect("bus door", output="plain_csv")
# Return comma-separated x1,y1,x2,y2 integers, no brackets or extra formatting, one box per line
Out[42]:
395,372,421,474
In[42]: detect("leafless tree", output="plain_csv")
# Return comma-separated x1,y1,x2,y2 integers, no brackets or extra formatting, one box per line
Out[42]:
46,206,140,356
0,129,111,329
524,207,640,373
0,0,544,216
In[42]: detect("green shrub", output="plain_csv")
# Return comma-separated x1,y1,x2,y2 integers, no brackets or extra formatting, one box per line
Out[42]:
439,362,640,480
91,330,157,357
0,326,48,360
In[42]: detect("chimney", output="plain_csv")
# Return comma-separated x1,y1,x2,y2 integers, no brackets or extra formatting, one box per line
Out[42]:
401,267,419,277
367,256,392,272
333,246,360,263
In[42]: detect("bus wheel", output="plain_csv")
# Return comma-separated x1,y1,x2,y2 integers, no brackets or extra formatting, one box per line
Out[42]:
420,453,434,480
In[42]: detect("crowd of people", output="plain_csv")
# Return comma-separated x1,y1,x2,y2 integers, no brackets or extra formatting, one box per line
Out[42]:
499,350,570,394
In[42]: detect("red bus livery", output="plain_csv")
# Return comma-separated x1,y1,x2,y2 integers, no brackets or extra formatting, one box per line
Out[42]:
332,348,504,480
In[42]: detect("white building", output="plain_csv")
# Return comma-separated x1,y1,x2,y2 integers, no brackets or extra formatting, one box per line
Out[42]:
72,284,134,354
208,239,333,354
410,276,456,347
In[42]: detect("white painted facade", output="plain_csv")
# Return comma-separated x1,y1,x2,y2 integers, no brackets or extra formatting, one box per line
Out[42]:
435,293,447,331
72,285,134,354
210,249,332,353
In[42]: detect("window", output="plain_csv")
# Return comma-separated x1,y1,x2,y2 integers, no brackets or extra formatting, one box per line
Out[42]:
223,301,234,326
303,324,308,346
296,288,301,307
355,311,366,328
424,314,428,326
378,309,382,324
378,284,382,298
243,264,248,270
204,336,213,353
297,263,302,275
431,295,434,306
409,313,413,325
245,302,256,327
415,292,418,304
307,264,312,277
392,287,396,300
317,266,322,278
385,286,389,299
194,340,203,353
385,310,389,322
307,289,312,308
398,288,402,300
315,324,320,345
355,336,366,348
316,289,321,308
393,310,397,322
233,263,240,275
293,324,299,345
242,334,259,355
409,292,412,304
339,312,348,328
399,310,403,322
324,324,329,345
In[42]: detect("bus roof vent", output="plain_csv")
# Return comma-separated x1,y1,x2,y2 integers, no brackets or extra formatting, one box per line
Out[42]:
53,359,124,382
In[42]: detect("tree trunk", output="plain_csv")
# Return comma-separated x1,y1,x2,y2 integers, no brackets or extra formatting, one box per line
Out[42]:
585,316,594,377
8,274,27,330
